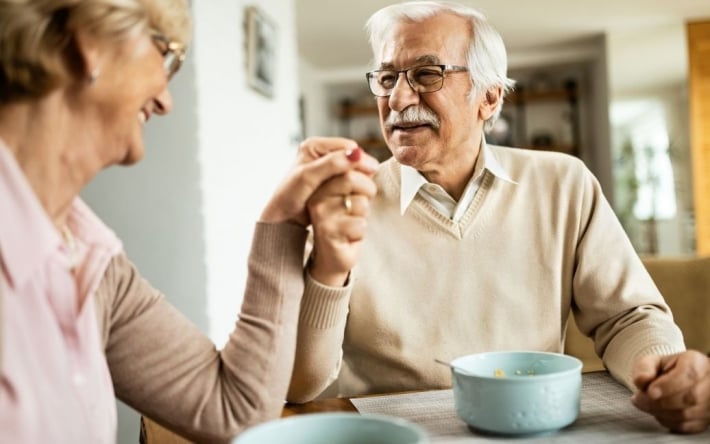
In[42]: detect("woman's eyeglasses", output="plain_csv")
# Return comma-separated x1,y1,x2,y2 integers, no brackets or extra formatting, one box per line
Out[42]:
150,32,186,80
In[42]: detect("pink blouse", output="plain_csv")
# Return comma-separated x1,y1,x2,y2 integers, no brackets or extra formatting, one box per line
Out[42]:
0,141,122,443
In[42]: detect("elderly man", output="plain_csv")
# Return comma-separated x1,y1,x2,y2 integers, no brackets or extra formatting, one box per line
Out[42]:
290,0,709,434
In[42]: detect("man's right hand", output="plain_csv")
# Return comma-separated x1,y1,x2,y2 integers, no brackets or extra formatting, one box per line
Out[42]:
631,350,710,433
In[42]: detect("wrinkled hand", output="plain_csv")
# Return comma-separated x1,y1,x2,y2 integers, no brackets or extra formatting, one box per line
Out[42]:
631,350,710,434
260,137,378,226
305,144,379,287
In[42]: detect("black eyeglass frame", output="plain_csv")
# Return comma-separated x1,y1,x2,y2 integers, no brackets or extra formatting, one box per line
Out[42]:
150,32,186,79
365,64,469,97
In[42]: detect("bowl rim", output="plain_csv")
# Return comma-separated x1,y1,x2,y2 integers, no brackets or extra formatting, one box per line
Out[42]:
450,350,583,381
233,412,429,443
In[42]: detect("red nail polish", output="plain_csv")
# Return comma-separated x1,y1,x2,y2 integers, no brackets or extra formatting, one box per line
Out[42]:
346,147,362,162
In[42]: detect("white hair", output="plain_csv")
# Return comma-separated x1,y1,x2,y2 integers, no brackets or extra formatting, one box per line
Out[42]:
365,1,516,131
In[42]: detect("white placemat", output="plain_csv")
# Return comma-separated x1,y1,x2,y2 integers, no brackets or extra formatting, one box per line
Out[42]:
351,372,710,443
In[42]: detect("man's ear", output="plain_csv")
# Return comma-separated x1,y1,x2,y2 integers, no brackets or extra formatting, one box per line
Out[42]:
478,86,503,121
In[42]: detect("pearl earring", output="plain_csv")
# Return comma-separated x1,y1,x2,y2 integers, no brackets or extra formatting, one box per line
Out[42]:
88,68,100,85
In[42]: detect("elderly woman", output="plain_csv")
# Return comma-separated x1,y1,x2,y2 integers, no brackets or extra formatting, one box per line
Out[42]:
0,0,377,442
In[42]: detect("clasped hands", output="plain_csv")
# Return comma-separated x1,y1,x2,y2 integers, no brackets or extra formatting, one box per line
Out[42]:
260,137,379,286
632,350,710,433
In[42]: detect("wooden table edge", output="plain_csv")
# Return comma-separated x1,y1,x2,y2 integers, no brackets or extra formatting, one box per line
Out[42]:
282,397,357,416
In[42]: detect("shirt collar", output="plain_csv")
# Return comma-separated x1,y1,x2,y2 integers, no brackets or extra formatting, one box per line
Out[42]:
67,198,122,258
399,137,516,215
482,138,516,184
400,164,428,215
0,139,121,288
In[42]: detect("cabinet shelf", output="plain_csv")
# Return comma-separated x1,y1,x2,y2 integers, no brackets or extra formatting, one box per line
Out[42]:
356,138,386,150
501,80,581,158
337,102,379,118
522,144,577,155
507,89,577,104
336,98,389,160
355,137,391,161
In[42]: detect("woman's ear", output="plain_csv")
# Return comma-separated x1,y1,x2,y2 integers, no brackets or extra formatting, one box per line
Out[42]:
71,28,101,84
478,86,503,121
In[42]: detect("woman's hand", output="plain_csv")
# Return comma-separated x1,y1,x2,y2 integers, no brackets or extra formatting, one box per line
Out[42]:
259,137,378,226
306,158,378,286
631,350,710,433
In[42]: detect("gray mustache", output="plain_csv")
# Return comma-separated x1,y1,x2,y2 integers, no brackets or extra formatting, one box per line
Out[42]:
385,106,441,130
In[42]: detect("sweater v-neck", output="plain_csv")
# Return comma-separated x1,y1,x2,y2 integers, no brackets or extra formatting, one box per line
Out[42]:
409,171,493,239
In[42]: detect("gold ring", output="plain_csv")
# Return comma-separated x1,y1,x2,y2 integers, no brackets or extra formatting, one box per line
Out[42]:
343,194,352,213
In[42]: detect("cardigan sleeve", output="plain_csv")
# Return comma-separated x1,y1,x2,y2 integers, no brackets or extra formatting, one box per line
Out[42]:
286,271,351,403
570,166,685,390
97,222,307,443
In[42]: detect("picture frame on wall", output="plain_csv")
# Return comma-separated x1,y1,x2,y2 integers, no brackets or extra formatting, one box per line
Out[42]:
245,6,277,98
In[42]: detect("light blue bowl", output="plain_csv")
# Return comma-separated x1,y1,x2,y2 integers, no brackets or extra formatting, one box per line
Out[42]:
232,412,429,444
450,351,582,435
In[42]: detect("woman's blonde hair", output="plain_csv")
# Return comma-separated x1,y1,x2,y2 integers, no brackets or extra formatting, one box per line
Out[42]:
0,0,191,101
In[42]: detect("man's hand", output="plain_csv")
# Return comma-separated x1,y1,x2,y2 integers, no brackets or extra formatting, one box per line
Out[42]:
631,350,710,433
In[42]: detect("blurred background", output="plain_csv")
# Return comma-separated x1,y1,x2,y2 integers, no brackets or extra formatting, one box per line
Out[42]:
78,1,710,441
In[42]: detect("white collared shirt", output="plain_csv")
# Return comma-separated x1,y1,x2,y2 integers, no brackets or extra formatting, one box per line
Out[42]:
399,139,515,222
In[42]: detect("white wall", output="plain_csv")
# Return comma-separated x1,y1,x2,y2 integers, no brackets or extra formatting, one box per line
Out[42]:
299,59,330,137
82,1,300,442
606,24,688,97
192,0,301,348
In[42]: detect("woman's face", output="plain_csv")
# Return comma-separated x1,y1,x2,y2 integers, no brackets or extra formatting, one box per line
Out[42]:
85,30,174,167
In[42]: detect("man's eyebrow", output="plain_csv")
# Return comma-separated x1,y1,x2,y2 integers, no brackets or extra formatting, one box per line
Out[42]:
377,55,442,70
413,55,440,65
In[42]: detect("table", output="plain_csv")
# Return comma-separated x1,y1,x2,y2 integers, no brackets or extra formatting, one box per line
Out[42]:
283,372,710,443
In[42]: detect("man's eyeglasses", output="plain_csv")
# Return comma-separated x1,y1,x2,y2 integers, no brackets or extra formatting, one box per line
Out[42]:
151,32,186,80
365,64,469,97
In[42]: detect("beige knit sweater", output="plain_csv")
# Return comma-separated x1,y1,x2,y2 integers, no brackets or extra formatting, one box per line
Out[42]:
288,146,685,403
0,222,307,443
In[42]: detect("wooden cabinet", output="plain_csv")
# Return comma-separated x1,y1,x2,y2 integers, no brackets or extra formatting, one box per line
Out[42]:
485,67,584,159
336,99,391,161
504,80,580,156
687,20,710,254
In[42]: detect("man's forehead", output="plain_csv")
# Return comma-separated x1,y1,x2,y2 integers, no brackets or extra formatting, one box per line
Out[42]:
375,16,469,68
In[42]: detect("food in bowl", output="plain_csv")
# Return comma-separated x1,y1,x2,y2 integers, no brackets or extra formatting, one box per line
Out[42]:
232,412,429,444
450,351,582,435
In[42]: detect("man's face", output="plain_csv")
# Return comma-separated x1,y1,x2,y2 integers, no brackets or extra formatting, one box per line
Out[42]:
375,13,491,175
